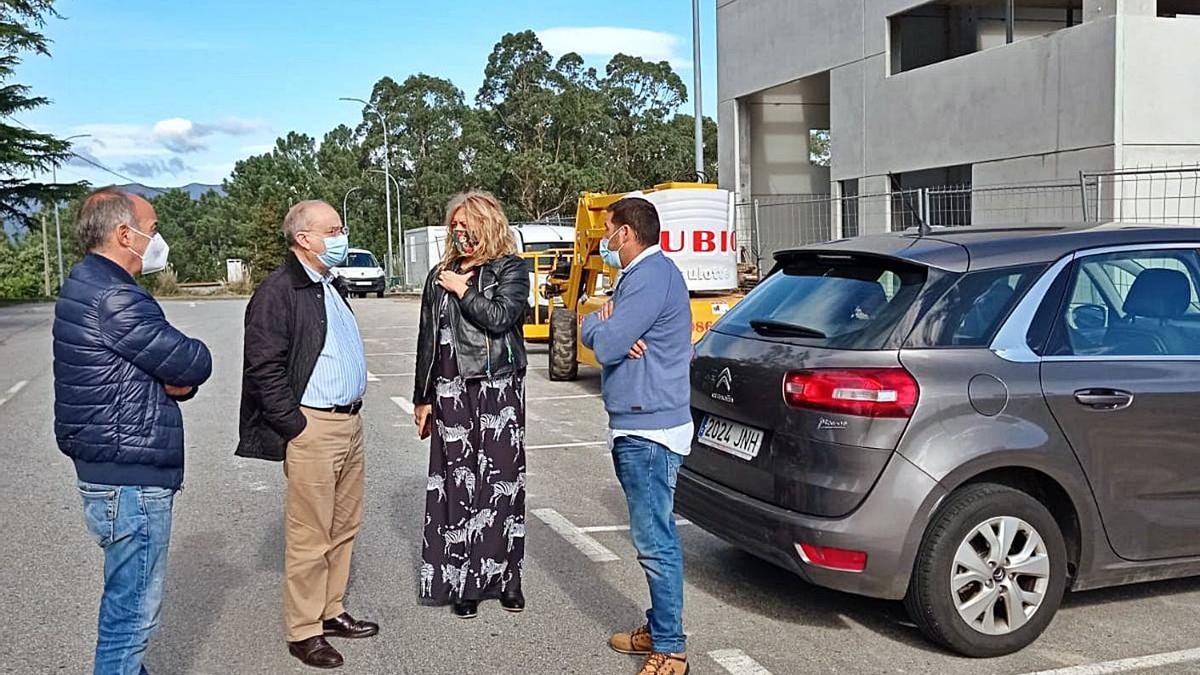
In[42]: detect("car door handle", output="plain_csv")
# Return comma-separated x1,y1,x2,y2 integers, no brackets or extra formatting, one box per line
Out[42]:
1073,389,1134,410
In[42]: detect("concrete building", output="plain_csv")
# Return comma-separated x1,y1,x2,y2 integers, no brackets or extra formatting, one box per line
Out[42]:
718,0,1200,243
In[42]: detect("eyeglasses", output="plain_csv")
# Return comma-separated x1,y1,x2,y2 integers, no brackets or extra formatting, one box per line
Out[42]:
303,225,348,237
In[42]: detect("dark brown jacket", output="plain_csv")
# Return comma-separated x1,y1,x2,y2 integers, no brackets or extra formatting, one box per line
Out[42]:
236,252,351,462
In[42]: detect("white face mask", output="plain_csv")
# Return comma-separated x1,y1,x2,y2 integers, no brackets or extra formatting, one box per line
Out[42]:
129,226,170,275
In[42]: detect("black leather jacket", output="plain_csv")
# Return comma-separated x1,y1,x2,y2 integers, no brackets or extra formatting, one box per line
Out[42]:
414,254,530,406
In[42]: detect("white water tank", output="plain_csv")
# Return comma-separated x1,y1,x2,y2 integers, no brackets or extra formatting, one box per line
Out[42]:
632,187,738,293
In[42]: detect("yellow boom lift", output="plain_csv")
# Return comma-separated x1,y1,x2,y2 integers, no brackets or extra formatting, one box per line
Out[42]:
522,182,744,381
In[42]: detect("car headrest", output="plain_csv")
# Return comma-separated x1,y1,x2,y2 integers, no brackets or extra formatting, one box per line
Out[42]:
1124,268,1191,319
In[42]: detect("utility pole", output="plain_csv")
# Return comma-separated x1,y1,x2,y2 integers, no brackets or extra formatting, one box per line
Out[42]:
41,211,51,296
340,97,393,285
55,134,92,285
692,0,705,177
368,169,404,287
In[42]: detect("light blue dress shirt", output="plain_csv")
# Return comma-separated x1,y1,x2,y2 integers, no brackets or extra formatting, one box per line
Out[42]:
299,262,368,408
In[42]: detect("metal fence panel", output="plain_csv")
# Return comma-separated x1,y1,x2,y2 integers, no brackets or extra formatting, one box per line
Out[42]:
1082,167,1200,224
731,167,1200,275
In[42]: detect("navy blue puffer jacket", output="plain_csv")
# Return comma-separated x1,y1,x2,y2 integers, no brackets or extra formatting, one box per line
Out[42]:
53,254,212,489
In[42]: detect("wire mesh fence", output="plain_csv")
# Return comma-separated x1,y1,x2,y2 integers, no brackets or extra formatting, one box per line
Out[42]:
733,166,1200,275
1082,167,1200,224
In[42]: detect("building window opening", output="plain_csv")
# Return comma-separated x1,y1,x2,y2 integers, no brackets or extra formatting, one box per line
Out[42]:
890,164,972,231
1159,1,1200,17
889,0,1084,76
840,179,859,238
809,129,831,167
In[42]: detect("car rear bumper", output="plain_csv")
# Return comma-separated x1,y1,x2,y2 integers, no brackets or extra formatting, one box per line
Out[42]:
675,451,946,600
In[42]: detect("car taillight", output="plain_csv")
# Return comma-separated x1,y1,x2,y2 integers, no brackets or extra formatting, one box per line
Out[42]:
782,368,919,418
796,543,868,572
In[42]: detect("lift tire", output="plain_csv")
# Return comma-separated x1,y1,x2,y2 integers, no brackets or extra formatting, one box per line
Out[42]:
549,309,579,382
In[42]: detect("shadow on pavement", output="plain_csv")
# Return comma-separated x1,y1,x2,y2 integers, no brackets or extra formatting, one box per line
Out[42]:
678,529,948,655
152,530,243,673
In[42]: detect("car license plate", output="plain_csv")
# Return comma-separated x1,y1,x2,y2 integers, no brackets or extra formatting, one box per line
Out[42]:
697,415,763,460
355,281,373,286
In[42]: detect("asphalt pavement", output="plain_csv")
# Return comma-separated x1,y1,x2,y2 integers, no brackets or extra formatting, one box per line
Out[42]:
4,297,1200,674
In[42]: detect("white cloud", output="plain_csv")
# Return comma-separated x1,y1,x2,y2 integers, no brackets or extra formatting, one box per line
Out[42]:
153,116,271,153
537,27,691,69
74,116,272,158
119,157,194,179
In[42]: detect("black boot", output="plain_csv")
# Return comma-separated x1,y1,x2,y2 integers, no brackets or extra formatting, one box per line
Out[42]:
452,600,479,619
500,589,525,613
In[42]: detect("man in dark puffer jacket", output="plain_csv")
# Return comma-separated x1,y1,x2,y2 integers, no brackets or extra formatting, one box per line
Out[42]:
53,187,212,675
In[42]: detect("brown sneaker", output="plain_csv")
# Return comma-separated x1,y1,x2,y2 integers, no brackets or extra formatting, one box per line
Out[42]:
639,652,689,675
609,624,653,655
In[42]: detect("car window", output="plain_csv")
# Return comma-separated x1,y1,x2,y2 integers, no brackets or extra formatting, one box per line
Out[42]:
343,252,378,268
714,253,928,350
906,265,1043,348
1048,249,1200,357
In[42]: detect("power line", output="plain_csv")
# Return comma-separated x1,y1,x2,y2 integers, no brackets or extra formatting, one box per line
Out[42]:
3,115,142,185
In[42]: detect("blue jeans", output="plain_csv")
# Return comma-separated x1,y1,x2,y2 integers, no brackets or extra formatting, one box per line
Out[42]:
611,436,686,654
78,481,176,675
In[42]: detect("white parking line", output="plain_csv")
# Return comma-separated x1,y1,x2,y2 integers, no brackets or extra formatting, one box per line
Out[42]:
578,519,691,533
367,371,381,382
532,508,620,562
525,441,608,450
390,396,414,415
1020,648,1200,675
0,380,28,408
526,394,601,401
708,649,773,675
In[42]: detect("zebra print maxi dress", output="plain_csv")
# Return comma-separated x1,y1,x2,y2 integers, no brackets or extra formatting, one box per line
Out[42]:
420,298,526,605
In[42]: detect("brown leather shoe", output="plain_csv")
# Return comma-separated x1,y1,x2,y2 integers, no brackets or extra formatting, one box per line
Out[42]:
288,636,343,669
323,612,379,639
609,624,653,655
638,652,689,675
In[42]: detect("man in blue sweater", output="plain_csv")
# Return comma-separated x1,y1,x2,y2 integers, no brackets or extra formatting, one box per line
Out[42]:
581,197,692,675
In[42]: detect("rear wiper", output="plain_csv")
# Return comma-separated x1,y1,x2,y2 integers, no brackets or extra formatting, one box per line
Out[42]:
749,319,826,339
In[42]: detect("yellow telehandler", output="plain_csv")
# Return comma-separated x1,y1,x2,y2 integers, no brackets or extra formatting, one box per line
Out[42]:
522,182,745,381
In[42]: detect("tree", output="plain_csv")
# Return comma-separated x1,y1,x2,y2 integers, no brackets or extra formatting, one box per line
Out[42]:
475,31,589,220
0,1,82,223
221,133,322,281
360,74,470,230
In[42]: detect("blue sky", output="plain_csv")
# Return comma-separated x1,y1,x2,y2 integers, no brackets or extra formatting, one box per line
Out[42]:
20,0,718,188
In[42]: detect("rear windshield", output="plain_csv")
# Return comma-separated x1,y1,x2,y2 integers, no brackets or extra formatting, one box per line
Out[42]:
344,252,378,268
714,253,928,350
906,264,1044,348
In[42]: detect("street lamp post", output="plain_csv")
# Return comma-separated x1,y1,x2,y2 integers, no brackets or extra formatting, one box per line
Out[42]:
340,97,393,284
54,134,91,286
342,186,361,232
691,0,704,177
367,169,404,287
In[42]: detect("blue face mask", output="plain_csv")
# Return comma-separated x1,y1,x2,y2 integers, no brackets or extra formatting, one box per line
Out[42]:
599,227,627,269
317,233,349,268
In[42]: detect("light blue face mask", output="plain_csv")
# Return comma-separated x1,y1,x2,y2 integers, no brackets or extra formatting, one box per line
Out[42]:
317,233,349,268
599,227,627,269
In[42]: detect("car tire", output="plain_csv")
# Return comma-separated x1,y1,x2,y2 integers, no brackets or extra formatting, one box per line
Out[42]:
905,482,1067,658
548,309,578,382
376,290,385,298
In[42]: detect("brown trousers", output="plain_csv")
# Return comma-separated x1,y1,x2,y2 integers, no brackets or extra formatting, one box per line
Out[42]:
283,407,365,641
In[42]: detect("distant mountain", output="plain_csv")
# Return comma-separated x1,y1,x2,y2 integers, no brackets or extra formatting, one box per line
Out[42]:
118,183,225,200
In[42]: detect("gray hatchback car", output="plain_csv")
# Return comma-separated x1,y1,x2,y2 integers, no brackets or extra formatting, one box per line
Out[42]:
679,224,1200,657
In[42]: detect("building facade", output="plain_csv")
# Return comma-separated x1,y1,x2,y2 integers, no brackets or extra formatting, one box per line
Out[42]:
718,0,1200,247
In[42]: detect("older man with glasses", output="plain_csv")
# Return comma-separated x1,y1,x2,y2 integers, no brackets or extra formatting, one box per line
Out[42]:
236,200,377,670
